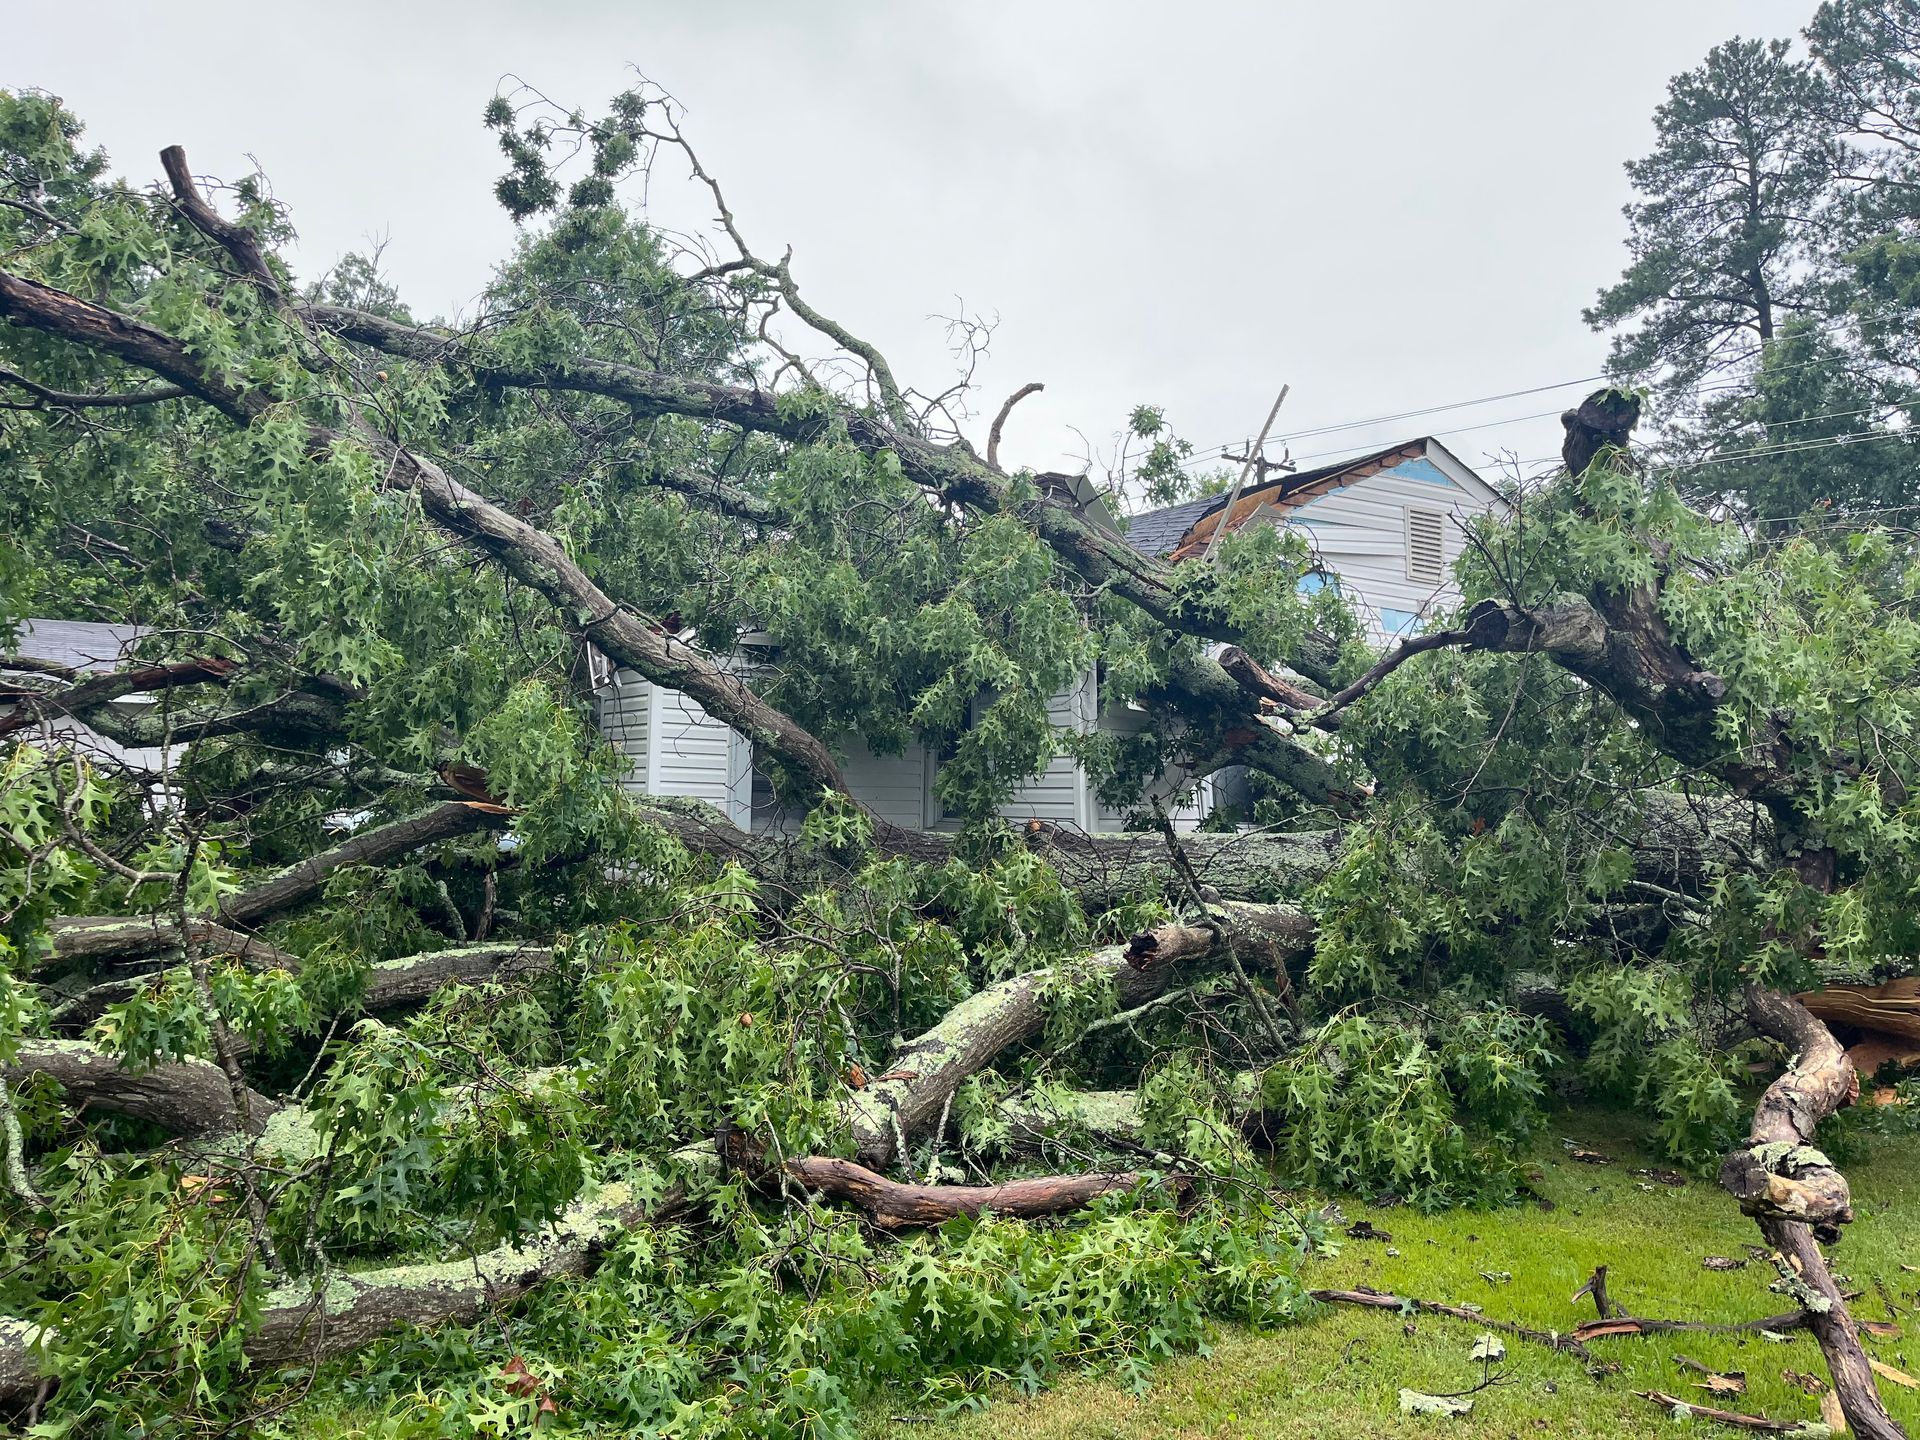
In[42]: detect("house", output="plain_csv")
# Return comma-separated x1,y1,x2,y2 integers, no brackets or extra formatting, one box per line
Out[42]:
1122,436,1510,642
1,620,173,775
10,439,1506,835
591,437,1507,833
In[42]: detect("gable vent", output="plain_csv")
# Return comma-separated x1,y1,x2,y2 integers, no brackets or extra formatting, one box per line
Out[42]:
1405,508,1447,586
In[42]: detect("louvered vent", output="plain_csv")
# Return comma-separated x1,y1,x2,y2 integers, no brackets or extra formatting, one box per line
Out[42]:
1405,509,1447,586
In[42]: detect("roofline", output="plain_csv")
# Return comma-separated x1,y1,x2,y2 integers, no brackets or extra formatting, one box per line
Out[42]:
1157,436,1508,560
1166,439,1425,561
1417,436,1512,513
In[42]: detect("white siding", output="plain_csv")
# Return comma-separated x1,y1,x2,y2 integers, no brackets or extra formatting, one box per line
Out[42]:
995,673,1095,828
651,687,750,825
595,669,652,789
594,669,751,828
1257,459,1496,643
602,667,1208,837
838,739,933,832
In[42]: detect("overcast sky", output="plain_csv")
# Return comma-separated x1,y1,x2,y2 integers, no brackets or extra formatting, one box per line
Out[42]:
11,0,1818,491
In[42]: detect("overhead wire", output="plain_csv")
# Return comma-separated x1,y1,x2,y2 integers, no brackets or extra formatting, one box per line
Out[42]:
1172,323,1898,475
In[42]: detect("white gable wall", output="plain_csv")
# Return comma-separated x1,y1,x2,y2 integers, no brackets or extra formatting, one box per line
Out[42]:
838,739,934,832
1258,455,1500,642
991,671,1097,828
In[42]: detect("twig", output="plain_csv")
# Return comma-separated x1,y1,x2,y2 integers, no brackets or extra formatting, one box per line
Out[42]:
0,364,187,411
1572,1309,1811,1344
1151,803,1289,1054
1304,625,1475,725
1308,1287,1590,1362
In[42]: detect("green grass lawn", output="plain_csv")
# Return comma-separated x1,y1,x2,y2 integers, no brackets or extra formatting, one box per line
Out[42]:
867,1109,1920,1439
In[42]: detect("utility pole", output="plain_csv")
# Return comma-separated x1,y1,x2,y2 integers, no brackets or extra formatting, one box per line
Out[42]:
1202,384,1290,564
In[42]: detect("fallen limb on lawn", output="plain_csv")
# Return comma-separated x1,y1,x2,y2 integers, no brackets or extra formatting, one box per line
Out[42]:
1632,1389,1822,1433
0,1179,690,1409
1573,1310,1811,1344
779,1156,1151,1227
1307,1287,1591,1361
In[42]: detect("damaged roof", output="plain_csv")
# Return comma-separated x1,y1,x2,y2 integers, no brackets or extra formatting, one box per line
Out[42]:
1119,437,1501,561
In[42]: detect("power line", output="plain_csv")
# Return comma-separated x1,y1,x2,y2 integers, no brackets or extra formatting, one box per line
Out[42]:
1172,329,1903,476
1502,420,1918,476
1175,374,1608,471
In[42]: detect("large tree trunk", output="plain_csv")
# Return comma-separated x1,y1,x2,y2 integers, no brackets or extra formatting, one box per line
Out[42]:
0,1152,1161,1407
3,1039,277,1139
1720,983,1901,1440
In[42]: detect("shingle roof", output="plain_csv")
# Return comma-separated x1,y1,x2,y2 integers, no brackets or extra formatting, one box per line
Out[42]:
1121,494,1224,556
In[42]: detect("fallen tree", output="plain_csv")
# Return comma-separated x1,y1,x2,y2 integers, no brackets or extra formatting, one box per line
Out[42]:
2,80,1917,1438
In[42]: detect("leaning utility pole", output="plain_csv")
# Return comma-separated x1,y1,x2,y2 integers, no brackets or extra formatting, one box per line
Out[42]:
1202,384,1290,563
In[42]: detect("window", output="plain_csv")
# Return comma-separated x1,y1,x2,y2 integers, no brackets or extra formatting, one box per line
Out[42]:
1405,508,1447,585
1378,607,1423,639
1296,568,1340,597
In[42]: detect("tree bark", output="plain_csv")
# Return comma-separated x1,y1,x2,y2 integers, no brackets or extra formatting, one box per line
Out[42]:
48,942,555,1034
844,904,1313,1169
0,1147,1153,1408
221,801,513,927
779,1156,1147,1227
3,1039,277,1138
40,915,301,974
355,943,555,1010
1720,982,1901,1440
0,1181,687,1408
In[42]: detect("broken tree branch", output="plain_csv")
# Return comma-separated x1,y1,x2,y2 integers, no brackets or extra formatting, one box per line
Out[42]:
844,903,1313,1169
3,1038,278,1138
986,381,1043,471
779,1155,1146,1228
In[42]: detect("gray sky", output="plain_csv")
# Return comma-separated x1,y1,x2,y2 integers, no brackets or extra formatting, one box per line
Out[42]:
11,0,1818,490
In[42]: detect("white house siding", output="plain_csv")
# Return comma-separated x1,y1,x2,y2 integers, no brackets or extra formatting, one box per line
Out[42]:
1090,690,1209,834
993,672,1096,828
596,669,751,828
836,739,935,832
6,621,177,803
1260,457,1495,642
594,670,652,782
600,666,1204,837
651,687,751,825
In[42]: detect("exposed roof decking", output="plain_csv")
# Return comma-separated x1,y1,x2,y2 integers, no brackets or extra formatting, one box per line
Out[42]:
1117,437,1504,561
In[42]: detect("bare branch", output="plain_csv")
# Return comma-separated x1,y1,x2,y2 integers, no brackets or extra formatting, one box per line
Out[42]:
0,364,187,411
986,381,1044,471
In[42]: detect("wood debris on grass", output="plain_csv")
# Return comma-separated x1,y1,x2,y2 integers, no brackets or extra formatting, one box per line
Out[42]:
1675,1353,1747,1395
1868,1357,1918,1388
1632,1166,1689,1187
1632,1389,1825,1433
